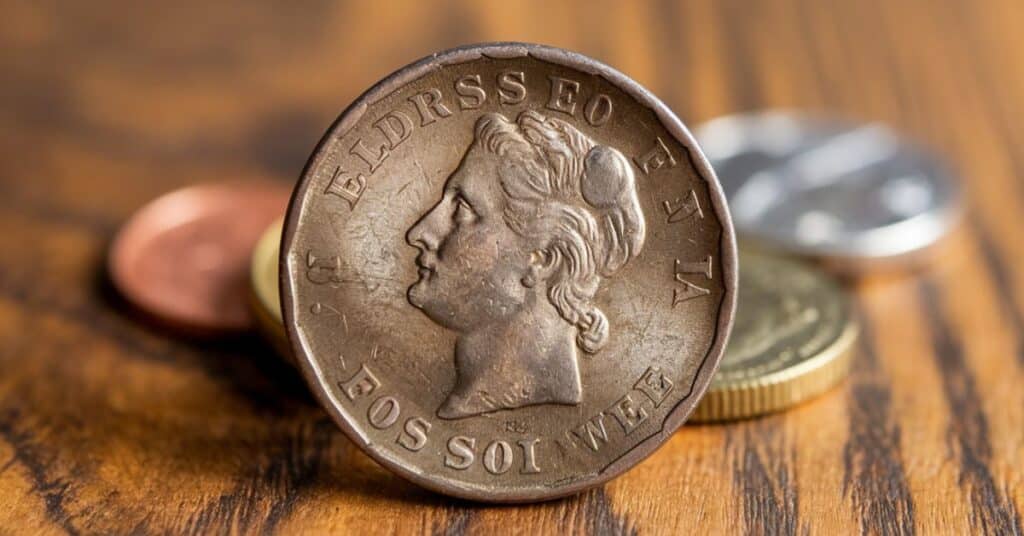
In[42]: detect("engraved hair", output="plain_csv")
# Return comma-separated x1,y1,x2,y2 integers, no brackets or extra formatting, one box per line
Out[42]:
473,111,645,353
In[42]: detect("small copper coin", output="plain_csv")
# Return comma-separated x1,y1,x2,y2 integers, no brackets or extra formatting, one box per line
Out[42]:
110,182,292,334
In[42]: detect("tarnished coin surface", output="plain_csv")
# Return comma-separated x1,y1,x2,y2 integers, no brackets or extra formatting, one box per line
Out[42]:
691,250,857,422
281,43,737,501
109,182,291,334
694,110,962,270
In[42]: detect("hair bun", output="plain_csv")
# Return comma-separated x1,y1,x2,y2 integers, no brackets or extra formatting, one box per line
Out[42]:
581,145,633,209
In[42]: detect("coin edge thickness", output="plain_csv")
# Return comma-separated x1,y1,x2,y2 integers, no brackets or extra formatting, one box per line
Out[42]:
690,316,858,422
280,42,738,502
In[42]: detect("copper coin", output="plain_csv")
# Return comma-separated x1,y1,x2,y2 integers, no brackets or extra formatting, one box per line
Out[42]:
281,43,737,502
110,182,291,334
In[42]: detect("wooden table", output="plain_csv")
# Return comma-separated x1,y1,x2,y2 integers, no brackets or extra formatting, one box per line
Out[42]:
2,1,1022,533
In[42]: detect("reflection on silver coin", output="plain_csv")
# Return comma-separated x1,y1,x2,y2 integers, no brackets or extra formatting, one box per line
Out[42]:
695,110,962,269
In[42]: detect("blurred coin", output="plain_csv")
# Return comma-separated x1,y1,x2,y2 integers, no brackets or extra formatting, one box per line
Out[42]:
281,43,737,501
690,250,857,422
109,182,291,334
249,217,291,359
695,110,962,270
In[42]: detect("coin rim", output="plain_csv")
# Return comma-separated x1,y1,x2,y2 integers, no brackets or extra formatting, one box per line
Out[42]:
280,42,738,502
690,309,858,422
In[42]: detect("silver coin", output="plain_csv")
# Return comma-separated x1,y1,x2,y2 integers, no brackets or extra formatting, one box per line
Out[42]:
694,110,962,270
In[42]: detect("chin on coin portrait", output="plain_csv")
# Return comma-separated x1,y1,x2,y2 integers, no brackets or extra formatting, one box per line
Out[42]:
406,110,646,420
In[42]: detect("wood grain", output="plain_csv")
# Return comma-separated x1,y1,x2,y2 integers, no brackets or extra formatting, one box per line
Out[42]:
1,0,1022,534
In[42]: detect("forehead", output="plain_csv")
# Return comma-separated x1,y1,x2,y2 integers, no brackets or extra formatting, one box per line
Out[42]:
446,145,499,195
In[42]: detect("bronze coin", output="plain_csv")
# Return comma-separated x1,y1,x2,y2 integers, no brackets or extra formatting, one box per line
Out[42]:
110,182,291,334
281,43,737,502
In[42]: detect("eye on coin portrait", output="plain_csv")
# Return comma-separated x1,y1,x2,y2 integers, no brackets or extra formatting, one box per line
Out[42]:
281,43,737,502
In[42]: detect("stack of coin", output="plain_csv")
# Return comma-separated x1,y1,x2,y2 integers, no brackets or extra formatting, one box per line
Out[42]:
108,43,964,502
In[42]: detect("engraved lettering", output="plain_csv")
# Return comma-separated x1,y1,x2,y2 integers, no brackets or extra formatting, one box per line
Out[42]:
675,255,713,279
350,137,389,174
483,440,514,475
569,413,610,452
398,417,431,452
444,436,476,470
455,74,486,110
367,396,400,429
305,251,343,284
504,420,527,434
409,88,453,126
609,393,648,435
518,438,541,474
635,367,674,407
672,256,712,306
634,137,677,174
663,190,704,223
672,282,711,305
339,364,380,401
323,165,366,209
374,110,414,149
407,111,646,419
584,94,613,126
546,76,581,115
498,71,526,104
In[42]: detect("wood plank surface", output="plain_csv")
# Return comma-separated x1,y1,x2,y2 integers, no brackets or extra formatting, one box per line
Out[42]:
1,1,1022,534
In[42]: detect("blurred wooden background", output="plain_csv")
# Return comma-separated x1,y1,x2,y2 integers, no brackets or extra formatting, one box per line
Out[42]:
1,1,1022,534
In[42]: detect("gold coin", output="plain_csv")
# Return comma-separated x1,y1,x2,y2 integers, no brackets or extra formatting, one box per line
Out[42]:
248,218,291,360
690,250,857,422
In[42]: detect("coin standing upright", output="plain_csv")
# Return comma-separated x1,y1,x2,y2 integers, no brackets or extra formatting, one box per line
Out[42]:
281,43,737,502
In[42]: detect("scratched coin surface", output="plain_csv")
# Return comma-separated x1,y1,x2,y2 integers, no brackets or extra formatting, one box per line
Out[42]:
695,110,962,270
691,250,857,422
109,182,291,334
281,43,737,502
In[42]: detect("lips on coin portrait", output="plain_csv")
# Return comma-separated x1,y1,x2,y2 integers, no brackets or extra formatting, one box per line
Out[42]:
280,43,737,501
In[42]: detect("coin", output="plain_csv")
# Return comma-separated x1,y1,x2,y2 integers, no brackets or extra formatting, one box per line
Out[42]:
690,250,857,422
109,182,291,334
249,217,292,359
280,43,737,502
694,110,962,270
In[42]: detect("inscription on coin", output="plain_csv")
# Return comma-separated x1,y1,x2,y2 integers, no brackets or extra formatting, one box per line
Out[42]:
282,43,736,502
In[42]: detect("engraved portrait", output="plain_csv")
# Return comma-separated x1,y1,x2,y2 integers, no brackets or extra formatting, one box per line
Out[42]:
406,111,646,419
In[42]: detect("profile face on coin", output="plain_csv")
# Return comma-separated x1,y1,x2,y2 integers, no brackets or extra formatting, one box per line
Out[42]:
406,112,646,419
282,43,736,502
